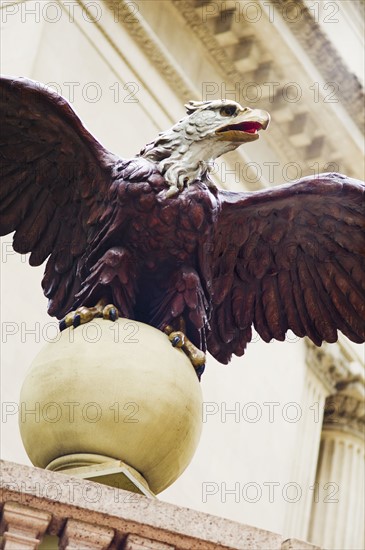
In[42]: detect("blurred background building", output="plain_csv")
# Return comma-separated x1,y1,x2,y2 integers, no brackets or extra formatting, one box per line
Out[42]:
1,0,364,548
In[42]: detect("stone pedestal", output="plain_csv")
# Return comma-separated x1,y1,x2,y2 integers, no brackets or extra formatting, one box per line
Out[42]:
0,460,322,550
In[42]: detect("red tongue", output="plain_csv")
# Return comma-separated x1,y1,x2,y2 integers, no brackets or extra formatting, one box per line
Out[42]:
236,121,262,133
218,120,263,134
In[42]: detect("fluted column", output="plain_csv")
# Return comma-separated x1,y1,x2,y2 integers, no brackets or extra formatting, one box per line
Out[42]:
0,502,51,549
308,378,365,550
285,340,364,546
284,340,351,540
283,366,329,541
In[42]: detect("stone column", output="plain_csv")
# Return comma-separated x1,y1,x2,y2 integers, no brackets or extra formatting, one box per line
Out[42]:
283,366,329,541
0,502,51,549
283,341,350,540
308,377,365,550
58,519,115,550
285,340,364,547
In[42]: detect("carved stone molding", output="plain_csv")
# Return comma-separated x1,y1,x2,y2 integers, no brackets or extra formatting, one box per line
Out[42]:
324,385,365,438
172,0,361,177
121,534,175,550
0,502,51,550
103,0,194,102
305,341,355,393
91,0,364,181
306,339,365,438
59,518,115,550
270,0,364,132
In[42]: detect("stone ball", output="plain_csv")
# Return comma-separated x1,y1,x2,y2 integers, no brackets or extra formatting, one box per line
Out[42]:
19,318,203,494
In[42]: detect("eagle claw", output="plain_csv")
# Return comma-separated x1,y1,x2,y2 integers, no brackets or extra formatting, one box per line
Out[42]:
104,305,118,321
58,300,120,331
171,335,182,347
165,326,206,379
196,364,205,381
73,314,81,328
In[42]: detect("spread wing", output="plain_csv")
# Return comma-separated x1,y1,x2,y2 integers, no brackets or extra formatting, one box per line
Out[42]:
0,75,120,318
207,173,365,364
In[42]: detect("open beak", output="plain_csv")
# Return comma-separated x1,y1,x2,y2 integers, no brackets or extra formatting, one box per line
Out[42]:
216,108,270,142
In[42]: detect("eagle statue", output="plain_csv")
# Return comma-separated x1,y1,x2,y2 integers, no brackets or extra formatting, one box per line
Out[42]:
1,76,364,380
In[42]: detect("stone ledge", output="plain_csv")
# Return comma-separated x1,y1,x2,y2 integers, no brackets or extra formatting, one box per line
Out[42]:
0,460,321,550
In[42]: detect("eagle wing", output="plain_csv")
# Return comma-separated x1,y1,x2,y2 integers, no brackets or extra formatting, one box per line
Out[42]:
207,173,365,364
0,76,120,318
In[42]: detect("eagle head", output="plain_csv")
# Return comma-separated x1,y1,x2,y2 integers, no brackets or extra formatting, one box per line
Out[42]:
140,99,270,195
184,99,270,144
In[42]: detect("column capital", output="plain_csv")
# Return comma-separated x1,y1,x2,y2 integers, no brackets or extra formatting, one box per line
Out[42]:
306,339,364,395
323,380,365,438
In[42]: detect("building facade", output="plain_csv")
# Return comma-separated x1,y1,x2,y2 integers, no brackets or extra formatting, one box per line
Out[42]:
1,1,364,548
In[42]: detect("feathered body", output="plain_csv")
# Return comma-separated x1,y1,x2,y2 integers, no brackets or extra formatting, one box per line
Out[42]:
60,157,218,354
1,76,364,365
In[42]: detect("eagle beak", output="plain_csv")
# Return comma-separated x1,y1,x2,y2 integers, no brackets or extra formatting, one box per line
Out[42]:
216,108,270,143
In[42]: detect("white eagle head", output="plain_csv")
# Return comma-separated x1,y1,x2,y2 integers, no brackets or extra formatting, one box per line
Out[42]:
140,99,270,195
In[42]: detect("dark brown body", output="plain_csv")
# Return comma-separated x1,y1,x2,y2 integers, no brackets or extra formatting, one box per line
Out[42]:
64,158,220,352
1,76,364,365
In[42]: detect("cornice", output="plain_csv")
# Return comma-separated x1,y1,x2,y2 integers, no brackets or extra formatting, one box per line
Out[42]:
171,0,321,173
101,0,362,180
103,0,195,103
171,0,362,178
270,0,364,132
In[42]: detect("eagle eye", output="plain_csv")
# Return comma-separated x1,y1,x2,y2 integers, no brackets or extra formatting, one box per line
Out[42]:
220,105,237,117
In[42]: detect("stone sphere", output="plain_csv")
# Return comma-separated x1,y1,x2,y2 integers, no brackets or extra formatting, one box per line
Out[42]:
19,319,203,494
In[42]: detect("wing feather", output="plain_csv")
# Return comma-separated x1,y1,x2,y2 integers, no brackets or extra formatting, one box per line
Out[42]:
0,76,120,318
207,174,365,362
262,275,287,340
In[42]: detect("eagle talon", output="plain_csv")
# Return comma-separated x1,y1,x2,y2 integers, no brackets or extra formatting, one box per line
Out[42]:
168,331,185,348
196,364,205,381
73,314,81,328
58,300,119,332
109,308,117,321
171,335,182,347
103,304,119,321
165,326,205,378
